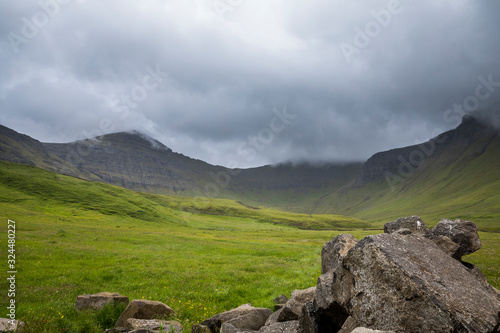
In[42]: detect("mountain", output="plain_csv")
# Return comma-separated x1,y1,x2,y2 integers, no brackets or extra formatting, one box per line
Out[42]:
312,113,500,229
0,125,360,204
1,110,499,229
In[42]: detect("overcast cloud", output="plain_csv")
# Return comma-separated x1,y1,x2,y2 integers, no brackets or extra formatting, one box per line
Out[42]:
1,0,500,167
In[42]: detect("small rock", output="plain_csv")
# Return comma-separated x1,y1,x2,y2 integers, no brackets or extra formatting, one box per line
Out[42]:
383,216,430,236
201,304,268,333
223,307,272,331
115,300,173,328
272,295,288,304
277,287,316,322
431,218,481,260
75,292,129,311
264,308,282,327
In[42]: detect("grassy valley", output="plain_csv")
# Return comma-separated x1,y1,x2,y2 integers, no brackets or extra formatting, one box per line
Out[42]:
0,161,374,332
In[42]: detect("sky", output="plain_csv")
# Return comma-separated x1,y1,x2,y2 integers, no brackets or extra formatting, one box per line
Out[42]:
1,0,500,168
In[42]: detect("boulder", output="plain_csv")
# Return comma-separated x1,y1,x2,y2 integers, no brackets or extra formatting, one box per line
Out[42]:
201,304,270,333
115,300,173,328
126,318,182,332
298,302,320,333
75,292,129,311
272,295,288,304
321,234,358,274
0,319,23,332
264,308,282,327
277,287,316,322
431,218,481,260
383,216,430,236
222,307,272,331
259,320,300,333
327,233,500,332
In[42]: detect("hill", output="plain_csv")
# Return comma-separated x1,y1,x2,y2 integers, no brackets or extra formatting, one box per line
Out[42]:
312,114,500,230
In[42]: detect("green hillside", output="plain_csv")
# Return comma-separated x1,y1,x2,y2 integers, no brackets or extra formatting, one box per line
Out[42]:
0,161,498,332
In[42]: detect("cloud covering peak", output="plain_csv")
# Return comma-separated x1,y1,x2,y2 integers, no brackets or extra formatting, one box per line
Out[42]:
1,0,499,167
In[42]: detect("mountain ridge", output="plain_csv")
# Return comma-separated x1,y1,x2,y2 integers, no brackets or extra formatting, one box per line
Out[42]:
1,110,499,226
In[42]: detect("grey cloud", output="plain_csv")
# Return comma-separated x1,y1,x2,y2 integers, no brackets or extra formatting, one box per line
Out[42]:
0,0,499,167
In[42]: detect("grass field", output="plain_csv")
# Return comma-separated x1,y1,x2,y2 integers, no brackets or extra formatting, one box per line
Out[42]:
0,161,499,332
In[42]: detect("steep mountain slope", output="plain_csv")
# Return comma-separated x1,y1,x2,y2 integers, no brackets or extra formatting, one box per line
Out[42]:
0,125,83,177
313,115,500,230
0,126,359,202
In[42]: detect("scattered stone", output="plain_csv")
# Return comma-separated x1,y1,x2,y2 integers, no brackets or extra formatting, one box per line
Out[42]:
272,295,288,304
75,292,129,311
277,287,316,322
126,318,182,332
298,302,319,333
0,319,24,332
222,307,272,331
431,218,481,260
200,304,269,333
327,233,500,332
259,320,300,333
383,216,430,236
115,300,173,329
321,234,357,274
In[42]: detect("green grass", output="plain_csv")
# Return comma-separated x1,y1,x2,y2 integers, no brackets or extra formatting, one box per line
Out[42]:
0,161,498,332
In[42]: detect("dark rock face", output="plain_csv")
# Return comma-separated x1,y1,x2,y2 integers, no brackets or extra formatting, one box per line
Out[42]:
431,218,481,260
326,233,500,332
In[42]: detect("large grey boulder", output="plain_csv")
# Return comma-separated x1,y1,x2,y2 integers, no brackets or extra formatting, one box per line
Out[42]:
321,234,358,274
75,292,129,311
115,300,173,329
277,287,316,322
326,233,500,332
431,218,481,260
383,216,430,236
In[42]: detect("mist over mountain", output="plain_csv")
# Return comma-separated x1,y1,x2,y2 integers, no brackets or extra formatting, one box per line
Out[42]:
1,110,499,222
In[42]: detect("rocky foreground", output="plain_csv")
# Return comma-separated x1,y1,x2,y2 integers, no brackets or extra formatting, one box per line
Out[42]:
6,217,496,333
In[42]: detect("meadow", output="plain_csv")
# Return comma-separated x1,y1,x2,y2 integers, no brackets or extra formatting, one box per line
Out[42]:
0,161,499,332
